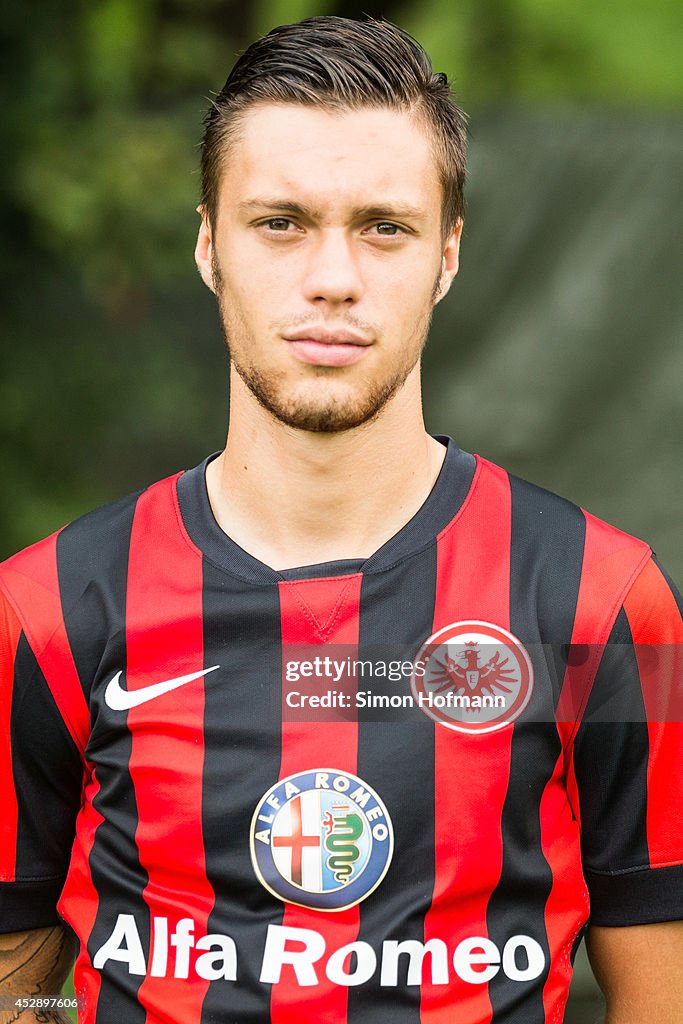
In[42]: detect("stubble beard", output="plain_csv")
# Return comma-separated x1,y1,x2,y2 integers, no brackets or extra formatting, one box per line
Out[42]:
213,255,439,434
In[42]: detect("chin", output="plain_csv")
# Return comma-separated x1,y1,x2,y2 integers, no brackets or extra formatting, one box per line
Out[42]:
262,397,386,433
233,358,414,434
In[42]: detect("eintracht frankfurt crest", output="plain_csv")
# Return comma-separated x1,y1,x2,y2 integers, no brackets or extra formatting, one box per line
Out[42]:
250,770,394,911
412,621,534,734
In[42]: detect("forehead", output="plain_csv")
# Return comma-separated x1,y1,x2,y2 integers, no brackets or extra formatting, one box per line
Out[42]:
219,103,441,215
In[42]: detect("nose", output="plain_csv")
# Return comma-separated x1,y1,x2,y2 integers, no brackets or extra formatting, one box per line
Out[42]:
301,229,363,307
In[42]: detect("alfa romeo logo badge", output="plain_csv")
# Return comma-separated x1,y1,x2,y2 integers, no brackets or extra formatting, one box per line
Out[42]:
250,769,393,912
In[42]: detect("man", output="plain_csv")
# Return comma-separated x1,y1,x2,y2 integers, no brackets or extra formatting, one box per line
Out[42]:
0,16,681,1024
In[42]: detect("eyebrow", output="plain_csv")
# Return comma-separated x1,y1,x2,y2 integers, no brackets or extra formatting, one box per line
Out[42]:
238,197,427,223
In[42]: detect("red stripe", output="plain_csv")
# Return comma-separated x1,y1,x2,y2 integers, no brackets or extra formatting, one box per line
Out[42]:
0,595,22,879
125,475,215,1023
422,457,513,1024
1,533,89,755
57,768,105,1021
272,575,362,1024
623,558,683,865
555,511,650,733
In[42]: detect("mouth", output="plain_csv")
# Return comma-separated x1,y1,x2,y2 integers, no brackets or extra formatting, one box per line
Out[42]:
284,329,373,368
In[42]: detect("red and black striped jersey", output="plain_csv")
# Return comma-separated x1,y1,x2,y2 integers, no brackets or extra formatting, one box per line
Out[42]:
1,438,682,1024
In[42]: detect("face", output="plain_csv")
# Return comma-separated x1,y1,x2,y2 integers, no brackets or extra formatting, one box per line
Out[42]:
196,103,462,433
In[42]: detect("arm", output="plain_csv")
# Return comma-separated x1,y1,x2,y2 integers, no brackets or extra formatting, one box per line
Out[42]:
0,585,84,1018
570,557,683,1020
587,921,683,1024
0,926,77,1024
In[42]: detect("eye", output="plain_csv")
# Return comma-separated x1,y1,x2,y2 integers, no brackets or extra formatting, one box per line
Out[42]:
264,217,295,232
370,222,403,237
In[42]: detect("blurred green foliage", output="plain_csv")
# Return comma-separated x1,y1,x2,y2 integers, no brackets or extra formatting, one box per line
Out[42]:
407,0,683,107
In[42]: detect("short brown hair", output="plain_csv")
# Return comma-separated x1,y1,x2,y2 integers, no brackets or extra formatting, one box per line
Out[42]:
200,16,468,237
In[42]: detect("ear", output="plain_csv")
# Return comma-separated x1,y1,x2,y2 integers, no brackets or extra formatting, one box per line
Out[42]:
195,205,216,293
434,218,463,305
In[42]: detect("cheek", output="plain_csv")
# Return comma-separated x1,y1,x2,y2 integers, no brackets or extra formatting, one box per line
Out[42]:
385,250,441,296
224,247,295,314
390,270,439,322
216,254,263,316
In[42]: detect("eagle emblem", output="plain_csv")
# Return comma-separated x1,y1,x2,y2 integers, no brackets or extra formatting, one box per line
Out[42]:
412,621,534,733
430,643,517,709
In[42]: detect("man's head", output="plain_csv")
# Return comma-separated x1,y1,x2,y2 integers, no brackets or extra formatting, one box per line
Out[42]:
200,17,467,243
195,17,468,434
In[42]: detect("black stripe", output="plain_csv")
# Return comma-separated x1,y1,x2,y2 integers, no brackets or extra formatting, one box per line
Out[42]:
57,492,147,1023
487,473,585,1022
506,473,587,701
574,609,650,885
11,633,82,895
56,491,143,702
0,878,68,931
583,863,683,926
347,545,438,1023
486,723,557,1022
199,562,284,1024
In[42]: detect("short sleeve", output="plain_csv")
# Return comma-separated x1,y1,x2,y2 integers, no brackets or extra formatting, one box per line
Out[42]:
572,554,683,926
0,590,84,932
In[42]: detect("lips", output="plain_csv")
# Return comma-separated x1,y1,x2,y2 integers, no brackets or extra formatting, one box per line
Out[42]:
284,328,372,367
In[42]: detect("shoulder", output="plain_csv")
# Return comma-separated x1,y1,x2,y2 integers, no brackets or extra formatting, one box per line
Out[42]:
476,453,651,559
473,454,656,639
0,470,183,626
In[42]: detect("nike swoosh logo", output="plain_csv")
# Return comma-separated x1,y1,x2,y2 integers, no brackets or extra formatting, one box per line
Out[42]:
104,666,220,711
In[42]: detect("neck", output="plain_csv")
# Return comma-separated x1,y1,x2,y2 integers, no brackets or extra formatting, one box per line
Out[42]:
205,366,447,571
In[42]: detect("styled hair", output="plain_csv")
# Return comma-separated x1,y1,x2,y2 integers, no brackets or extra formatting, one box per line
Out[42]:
200,16,468,237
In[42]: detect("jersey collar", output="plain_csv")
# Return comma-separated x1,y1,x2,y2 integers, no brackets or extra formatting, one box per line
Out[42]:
176,436,476,584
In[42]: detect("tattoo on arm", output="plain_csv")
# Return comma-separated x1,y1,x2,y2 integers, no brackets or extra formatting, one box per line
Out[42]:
0,926,78,1024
